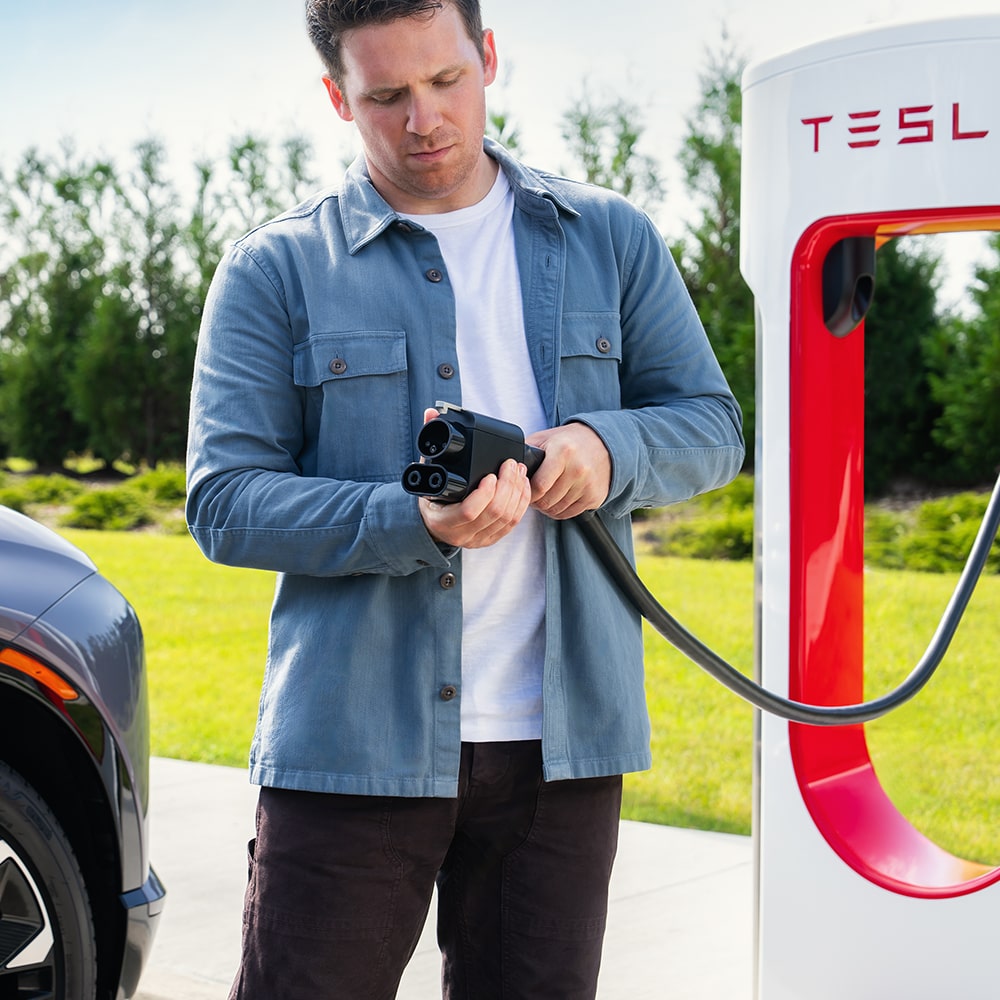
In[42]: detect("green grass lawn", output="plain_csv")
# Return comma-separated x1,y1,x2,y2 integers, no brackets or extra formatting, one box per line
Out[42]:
61,529,1000,863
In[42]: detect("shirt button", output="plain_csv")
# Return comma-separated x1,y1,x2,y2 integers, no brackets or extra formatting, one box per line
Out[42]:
440,685,458,701
439,572,456,589
596,337,612,354
425,268,443,283
437,363,455,379
329,357,348,375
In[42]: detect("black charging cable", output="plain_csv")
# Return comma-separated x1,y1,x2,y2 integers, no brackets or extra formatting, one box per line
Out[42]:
576,472,1000,725
404,404,1000,726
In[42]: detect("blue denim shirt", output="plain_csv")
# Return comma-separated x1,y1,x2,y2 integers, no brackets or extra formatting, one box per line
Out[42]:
185,140,744,797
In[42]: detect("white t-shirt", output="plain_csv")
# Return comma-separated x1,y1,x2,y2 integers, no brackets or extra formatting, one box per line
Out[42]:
415,168,547,741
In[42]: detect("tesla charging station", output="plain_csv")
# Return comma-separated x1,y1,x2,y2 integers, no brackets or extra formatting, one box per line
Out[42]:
741,15,1000,998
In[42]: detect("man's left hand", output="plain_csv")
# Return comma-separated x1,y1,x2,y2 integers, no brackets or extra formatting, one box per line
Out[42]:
525,422,611,520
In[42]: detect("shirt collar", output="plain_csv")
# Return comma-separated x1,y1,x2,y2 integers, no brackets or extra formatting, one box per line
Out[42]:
338,137,579,254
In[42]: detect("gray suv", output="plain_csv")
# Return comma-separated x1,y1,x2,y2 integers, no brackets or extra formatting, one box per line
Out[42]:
0,505,164,998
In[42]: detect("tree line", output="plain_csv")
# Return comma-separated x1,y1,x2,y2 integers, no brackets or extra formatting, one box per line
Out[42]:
0,134,315,470
2,48,998,492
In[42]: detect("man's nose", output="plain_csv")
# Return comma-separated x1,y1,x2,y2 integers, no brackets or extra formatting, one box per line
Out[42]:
407,91,444,136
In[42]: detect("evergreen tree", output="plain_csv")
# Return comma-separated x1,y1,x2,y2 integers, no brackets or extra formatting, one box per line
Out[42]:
926,232,1000,484
221,133,317,234
486,109,523,155
0,134,320,468
560,94,665,215
671,41,755,466
0,148,114,466
69,140,200,466
862,238,949,493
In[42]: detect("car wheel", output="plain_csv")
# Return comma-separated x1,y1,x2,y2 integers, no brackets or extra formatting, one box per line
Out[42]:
0,761,97,1000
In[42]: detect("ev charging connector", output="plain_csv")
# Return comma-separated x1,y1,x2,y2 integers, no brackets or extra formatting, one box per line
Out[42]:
402,402,545,503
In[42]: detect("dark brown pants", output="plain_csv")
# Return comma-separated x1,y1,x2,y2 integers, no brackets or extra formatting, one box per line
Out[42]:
229,741,622,1000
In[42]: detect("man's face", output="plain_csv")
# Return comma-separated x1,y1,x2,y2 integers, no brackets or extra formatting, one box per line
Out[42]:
324,4,498,214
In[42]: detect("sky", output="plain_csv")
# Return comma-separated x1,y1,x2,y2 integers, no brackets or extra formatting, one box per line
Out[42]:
2,0,998,298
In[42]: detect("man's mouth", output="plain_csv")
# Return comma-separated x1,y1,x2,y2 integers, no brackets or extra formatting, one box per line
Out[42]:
409,143,454,163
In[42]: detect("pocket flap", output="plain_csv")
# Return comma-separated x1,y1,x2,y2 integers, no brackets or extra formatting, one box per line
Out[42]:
293,331,406,386
560,313,622,361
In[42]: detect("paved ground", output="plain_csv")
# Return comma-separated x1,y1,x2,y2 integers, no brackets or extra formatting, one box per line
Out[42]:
134,757,753,1000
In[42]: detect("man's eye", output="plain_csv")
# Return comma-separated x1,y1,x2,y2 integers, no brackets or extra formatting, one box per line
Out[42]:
371,92,400,105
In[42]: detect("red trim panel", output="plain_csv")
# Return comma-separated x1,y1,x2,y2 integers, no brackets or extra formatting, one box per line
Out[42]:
788,207,1000,898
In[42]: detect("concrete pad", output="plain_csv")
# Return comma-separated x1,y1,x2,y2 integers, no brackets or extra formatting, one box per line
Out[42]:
135,757,752,999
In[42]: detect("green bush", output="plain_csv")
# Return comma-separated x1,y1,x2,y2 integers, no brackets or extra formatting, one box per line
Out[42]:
865,493,999,574
60,487,152,531
864,509,909,570
644,474,755,561
902,521,983,573
0,487,28,513
642,476,998,575
130,463,187,504
916,492,990,530
20,474,85,505
653,508,754,560
692,472,755,512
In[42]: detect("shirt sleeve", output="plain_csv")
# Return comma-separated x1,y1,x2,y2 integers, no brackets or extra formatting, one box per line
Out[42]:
568,209,746,518
184,243,452,577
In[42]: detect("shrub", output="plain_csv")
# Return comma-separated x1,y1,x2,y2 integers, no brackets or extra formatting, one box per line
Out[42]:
19,474,85,504
694,472,755,512
645,477,998,574
915,492,990,532
60,487,152,531
902,522,981,573
864,509,909,570
904,493,999,573
865,492,999,573
0,474,85,515
130,463,187,504
653,507,754,561
0,487,28,513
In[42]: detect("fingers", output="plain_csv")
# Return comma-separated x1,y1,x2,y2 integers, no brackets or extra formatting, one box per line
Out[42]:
526,423,611,520
419,459,531,548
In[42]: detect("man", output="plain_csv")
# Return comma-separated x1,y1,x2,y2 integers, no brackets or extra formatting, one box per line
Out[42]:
185,1,745,997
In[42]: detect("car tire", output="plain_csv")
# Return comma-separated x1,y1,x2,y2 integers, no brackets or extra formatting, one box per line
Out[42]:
0,761,97,1000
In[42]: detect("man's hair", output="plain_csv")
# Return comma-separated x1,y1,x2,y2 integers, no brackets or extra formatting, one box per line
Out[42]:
305,0,485,87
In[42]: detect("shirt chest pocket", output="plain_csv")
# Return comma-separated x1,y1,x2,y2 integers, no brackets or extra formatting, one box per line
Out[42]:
293,330,410,482
557,313,623,418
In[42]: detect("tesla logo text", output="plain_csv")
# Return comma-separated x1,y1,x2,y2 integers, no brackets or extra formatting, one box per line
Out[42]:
802,103,989,152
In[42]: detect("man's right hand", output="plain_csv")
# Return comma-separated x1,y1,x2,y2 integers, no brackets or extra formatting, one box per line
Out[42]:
418,457,531,549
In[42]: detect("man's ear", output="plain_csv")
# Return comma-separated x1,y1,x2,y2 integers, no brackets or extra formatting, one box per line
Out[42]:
482,28,498,88
322,76,354,122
